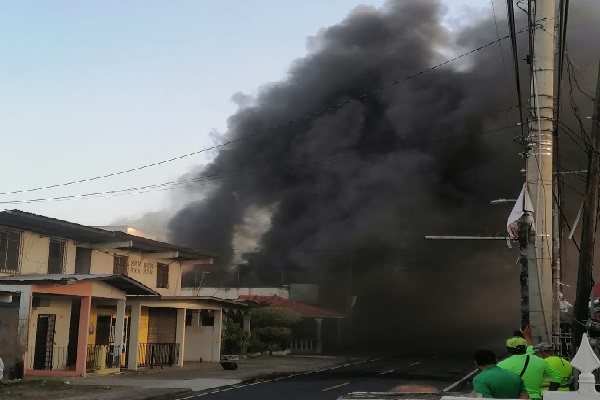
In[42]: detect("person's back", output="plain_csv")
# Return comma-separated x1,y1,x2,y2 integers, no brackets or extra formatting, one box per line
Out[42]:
498,338,562,400
472,349,528,399
537,353,573,392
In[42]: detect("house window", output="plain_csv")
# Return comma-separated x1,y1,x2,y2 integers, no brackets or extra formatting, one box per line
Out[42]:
0,228,21,273
47,239,65,274
113,255,128,275
156,263,169,288
74,247,92,274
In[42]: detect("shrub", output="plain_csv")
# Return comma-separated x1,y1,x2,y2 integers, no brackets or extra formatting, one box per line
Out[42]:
221,319,250,355
248,307,301,352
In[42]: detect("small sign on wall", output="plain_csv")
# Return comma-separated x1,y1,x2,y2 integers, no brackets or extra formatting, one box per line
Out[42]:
128,260,156,275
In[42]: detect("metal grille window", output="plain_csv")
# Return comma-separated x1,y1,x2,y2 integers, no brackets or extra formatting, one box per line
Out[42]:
0,228,21,273
156,263,169,288
113,255,129,275
47,239,65,274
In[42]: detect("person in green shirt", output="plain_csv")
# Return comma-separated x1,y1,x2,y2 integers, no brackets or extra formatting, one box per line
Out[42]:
497,336,562,400
473,349,529,399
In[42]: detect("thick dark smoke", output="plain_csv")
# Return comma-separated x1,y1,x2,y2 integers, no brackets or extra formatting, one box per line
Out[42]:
168,1,599,354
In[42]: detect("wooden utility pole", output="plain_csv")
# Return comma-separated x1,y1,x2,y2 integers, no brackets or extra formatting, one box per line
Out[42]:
572,60,600,351
526,0,556,343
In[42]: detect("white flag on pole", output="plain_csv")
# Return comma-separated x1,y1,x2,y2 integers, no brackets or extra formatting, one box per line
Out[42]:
507,184,535,239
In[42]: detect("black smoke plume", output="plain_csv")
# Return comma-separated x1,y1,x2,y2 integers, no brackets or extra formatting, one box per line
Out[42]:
168,0,599,354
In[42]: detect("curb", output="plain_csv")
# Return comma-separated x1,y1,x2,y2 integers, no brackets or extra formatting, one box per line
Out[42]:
137,389,192,400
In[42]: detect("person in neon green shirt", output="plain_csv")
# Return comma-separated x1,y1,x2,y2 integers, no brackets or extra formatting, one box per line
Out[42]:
533,343,573,391
521,326,573,392
497,336,562,400
473,349,529,398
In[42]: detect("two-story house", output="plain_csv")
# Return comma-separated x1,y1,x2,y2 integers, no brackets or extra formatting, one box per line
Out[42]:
0,210,247,378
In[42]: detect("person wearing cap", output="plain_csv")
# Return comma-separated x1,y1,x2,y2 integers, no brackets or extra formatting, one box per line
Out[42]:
472,349,529,399
497,336,562,400
521,326,573,392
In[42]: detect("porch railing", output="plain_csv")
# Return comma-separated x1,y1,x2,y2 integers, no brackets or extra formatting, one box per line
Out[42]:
86,345,122,372
27,346,73,371
137,343,180,368
290,339,317,354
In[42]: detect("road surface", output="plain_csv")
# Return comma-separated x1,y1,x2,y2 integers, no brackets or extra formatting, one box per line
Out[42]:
169,356,476,400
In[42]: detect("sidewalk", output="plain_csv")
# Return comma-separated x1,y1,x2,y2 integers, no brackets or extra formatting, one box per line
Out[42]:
59,355,353,400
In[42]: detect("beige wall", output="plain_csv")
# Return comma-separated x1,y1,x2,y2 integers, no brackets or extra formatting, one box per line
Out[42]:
20,232,50,274
90,282,126,300
63,241,77,274
17,232,77,275
6,228,184,295
90,250,182,295
90,251,113,274
183,310,222,362
27,296,73,370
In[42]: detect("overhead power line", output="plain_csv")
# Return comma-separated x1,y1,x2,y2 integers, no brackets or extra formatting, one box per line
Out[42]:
0,29,530,198
0,124,517,206
505,0,527,144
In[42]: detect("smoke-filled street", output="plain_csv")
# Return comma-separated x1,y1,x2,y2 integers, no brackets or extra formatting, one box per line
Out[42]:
165,357,475,400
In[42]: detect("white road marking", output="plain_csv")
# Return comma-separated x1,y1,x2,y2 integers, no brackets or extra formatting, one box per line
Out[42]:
322,382,350,392
379,369,394,375
443,368,478,392
410,361,421,366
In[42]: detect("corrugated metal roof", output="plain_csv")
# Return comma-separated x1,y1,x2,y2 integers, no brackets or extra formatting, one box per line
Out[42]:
0,274,159,296
160,296,248,308
239,295,345,319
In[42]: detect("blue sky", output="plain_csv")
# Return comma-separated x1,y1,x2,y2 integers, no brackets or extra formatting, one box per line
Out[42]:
0,0,485,226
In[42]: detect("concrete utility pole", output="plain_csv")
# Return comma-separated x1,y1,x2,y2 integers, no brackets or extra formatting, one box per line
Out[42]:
552,170,562,340
526,0,556,343
572,60,600,351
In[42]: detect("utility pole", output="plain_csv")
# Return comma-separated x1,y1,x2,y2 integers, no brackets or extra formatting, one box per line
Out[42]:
572,60,600,351
552,162,563,342
525,0,556,343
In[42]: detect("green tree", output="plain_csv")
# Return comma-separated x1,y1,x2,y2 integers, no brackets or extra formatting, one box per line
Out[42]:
248,307,301,352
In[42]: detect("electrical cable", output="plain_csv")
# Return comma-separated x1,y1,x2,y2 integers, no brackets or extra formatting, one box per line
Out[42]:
505,0,527,144
0,28,534,198
0,124,518,206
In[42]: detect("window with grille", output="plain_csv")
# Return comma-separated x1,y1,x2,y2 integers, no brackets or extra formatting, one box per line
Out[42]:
156,263,169,288
47,239,65,274
113,255,129,275
0,228,21,273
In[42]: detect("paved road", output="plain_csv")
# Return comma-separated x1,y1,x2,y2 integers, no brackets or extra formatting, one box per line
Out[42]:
170,356,476,400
